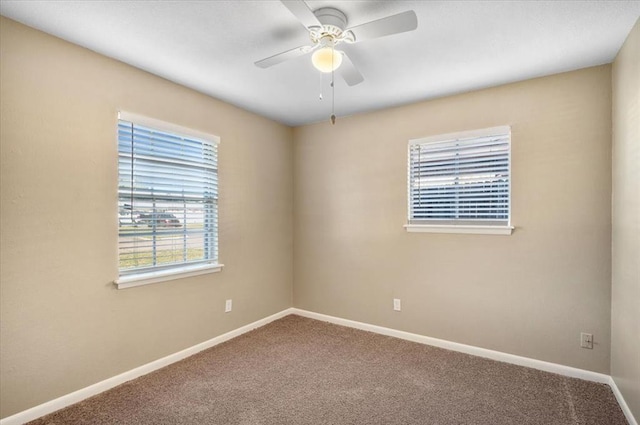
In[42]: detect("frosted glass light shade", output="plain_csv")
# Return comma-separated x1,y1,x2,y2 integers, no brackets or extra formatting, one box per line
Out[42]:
311,47,343,73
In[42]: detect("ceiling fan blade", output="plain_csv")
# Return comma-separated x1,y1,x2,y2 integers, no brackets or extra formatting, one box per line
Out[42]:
254,45,312,68
338,53,364,86
281,0,322,29
347,10,418,43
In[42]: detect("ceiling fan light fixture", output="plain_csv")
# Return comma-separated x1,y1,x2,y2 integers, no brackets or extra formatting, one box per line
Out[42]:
311,47,342,73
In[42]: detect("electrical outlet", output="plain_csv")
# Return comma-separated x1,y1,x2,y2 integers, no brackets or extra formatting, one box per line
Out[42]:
393,298,401,311
580,332,593,349
225,299,232,313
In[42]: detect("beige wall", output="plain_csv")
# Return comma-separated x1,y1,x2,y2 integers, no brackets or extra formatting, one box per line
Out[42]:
294,65,613,374
611,18,640,420
2,12,634,421
0,17,293,418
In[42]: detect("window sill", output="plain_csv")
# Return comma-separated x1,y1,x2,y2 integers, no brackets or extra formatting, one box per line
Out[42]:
115,263,224,289
404,224,514,235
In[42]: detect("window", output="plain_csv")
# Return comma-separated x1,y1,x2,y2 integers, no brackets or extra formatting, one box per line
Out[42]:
116,112,221,288
406,126,513,235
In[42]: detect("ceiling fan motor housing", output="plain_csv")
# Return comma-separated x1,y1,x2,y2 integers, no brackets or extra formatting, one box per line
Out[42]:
310,7,349,42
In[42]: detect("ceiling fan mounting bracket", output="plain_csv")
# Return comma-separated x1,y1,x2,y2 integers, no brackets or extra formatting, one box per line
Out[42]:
314,7,348,31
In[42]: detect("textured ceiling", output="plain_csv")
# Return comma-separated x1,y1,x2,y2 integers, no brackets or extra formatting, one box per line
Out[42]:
1,1,639,126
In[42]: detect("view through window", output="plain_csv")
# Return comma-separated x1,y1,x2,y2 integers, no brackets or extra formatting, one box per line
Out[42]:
408,126,511,227
117,113,219,278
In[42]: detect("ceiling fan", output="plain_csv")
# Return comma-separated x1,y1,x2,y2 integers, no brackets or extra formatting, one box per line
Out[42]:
254,0,418,86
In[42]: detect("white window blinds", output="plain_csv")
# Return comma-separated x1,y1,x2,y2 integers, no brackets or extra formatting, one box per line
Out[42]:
117,112,219,277
408,126,511,226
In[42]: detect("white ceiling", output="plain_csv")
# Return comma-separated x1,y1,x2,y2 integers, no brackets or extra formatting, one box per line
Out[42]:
1,1,639,126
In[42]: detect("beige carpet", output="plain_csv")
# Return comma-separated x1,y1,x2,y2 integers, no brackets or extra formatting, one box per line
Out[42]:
29,315,628,424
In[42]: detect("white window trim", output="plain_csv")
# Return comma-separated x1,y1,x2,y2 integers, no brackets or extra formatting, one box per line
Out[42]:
115,111,221,288
408,125,510,146
118,111,220,145
115,263,224,290
404,224,514,235
407,125,513,235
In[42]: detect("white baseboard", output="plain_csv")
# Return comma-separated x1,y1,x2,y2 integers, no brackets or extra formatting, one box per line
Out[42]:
609,376,639,425
3,307,636,425
292,308,639,423
0,308,295,425
291,308,612,382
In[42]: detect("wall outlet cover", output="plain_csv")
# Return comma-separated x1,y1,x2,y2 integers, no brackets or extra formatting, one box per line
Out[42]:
580,332,593,349
393,298,401,311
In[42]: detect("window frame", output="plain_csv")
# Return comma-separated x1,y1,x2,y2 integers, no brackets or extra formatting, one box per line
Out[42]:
404,126,514,235
114,111,223,289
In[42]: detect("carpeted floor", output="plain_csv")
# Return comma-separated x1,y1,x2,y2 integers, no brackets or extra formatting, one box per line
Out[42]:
28,315,628,424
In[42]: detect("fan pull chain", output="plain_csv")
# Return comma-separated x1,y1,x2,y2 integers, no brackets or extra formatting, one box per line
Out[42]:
319,71,323,101
330,80,335,125
330,44,336,125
